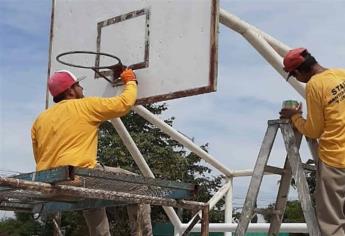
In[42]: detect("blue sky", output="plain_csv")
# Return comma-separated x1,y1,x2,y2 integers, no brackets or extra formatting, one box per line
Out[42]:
1,0,345,212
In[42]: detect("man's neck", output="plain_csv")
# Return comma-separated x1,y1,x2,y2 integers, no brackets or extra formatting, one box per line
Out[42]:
313,64,328,75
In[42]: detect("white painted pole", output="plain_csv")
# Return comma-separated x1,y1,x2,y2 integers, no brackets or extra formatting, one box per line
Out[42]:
174,227,180,236
209,180,232,210
231,169,277,177
132,105,234,177
180,223,308,233
224,178,233,236
177,181,232,235
184,179,232,231
219,8,306,98
219,8,290,57
243,29,305,98
111,118,154,177
110,118,182,228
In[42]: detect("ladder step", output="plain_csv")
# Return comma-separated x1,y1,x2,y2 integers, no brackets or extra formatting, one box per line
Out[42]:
235,121,321,235
254,208,283,215
264,165,285,175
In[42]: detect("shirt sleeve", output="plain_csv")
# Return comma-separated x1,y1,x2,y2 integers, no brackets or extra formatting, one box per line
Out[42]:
80,81,137,123
31,123,38,162
291,82,324,139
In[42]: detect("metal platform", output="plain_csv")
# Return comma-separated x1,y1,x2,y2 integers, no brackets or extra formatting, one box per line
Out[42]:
0,166,209,235
0,166,200,213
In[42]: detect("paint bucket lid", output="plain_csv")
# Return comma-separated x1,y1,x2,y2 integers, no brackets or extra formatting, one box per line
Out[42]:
282,100,299,109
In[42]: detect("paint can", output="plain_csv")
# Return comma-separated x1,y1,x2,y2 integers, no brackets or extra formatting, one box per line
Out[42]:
282,100,300,109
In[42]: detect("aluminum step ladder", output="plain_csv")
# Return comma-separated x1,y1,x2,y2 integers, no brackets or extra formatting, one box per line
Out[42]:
235,119,321,236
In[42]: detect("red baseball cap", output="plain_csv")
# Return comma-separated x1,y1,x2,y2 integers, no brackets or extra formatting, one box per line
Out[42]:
48,70,85,97
283,48,308,76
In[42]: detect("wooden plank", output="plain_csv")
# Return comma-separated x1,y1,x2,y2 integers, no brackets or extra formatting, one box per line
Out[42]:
201,205,210,236
264,165,285,175
235,123,279,236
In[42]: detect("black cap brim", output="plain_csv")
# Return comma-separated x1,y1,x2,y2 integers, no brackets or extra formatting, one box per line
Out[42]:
286,72,293,81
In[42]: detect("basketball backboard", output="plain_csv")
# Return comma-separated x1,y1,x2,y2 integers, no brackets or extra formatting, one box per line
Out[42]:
47,0,219,106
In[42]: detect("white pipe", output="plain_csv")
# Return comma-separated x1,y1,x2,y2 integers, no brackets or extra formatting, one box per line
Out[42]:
231,169,277,177
219,8,290,57
180,223,308,233
132,105,234,177
243,29,305,98
181,181,232,234
231,169,255,177
111,118,154,177
185,181,231,223
224,178,233,236
174,227,180,236
110,118,182,228
209,180,231,209
219,8,306,98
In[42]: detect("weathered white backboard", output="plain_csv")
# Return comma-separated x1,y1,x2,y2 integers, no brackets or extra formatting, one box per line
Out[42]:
47,0,218,106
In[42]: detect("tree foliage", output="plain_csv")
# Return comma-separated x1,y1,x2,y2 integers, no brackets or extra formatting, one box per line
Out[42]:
0,212,42,236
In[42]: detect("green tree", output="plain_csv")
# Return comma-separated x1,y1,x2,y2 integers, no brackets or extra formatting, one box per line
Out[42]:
97,104,224,234
0,212,42,236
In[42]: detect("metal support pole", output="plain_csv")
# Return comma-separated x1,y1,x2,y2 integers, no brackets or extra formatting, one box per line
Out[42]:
219,8,306,99
174,227,180,236
242,29,305,98
224,178,233,236
180,223,308,233
111,118,153,177
132,105,233,177
209,180,232,209
185,179,232,230
219,8,290,56
110,118,182,228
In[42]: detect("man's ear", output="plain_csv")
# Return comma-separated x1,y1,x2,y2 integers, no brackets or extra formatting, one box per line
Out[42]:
64,87,75,99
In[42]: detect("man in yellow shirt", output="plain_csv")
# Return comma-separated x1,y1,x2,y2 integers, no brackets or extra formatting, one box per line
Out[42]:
32,69,152,236
280,48,345,235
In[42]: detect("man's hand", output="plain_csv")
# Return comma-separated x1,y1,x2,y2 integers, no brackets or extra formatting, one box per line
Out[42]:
279,103,302,119
120,68,137,84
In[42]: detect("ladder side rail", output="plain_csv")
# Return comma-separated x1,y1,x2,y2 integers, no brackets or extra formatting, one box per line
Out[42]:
269,129,303,234
280,124,321,236
235,124,279,236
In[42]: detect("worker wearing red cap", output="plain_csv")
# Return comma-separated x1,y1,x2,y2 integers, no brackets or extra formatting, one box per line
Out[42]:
280,48,345,235
32,69,152,236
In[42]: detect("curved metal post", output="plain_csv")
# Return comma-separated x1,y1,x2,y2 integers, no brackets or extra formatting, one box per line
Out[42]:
132,105,233,177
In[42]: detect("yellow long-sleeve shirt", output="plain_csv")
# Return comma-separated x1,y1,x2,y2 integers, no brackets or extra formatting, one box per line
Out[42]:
291,68,345,168
32,81,137,171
